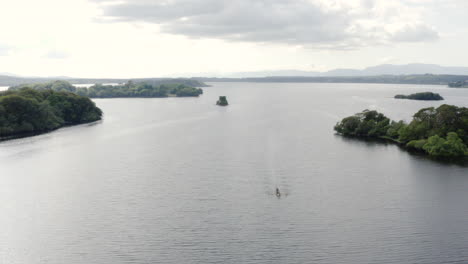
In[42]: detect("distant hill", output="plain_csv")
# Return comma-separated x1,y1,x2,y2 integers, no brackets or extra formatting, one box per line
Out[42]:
203,63,468,78
337,64,468,76
196,74,468,86
0,72,21,77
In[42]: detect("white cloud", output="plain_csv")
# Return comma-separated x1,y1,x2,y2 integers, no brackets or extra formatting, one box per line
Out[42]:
390,24,439,42
92,0,439,49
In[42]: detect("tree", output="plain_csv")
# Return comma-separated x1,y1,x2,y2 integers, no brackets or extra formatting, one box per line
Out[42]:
334,110,390,137
423,133,468,158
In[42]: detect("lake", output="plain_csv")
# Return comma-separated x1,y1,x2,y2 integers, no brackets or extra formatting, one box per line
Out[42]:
1,82,468,264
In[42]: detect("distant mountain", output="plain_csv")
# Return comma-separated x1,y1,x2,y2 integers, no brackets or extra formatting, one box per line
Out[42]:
203,63,468,78
0,72,21,77
224,70,321,78
348,64,468,76
196,74,468,86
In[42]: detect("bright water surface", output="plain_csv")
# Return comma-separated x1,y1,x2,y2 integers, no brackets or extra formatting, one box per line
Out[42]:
73,83,121,88
1,82,468,264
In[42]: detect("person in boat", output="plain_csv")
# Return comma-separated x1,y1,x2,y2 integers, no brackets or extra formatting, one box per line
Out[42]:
275,187,281,197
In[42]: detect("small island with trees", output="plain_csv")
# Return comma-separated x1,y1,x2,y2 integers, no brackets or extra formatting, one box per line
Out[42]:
394,92,444,101
334,105,468,160
10,80,204,98
79,82,203,98
216,96,228,106
0,88,102,139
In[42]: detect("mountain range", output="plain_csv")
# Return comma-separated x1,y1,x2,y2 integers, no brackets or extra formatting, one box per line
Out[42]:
218,64,468,78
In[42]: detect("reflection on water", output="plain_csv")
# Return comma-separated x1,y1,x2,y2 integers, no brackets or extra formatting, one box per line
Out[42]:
1,82,468,264
337,135,468,168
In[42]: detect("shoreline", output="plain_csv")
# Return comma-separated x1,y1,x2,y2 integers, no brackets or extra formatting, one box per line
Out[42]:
0,119,102,142
336,133,468,165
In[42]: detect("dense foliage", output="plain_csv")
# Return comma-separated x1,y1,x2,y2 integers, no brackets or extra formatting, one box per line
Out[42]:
78,82,203,98
10,80,204,98
0,88,102,138
334,105,468,159
394,92,444,101
10,80,77,92
216,96,228,106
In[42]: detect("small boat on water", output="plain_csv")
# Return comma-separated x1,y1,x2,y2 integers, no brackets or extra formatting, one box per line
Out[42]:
275,187,281,198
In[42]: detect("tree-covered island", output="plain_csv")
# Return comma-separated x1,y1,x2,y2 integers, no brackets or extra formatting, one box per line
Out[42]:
334,105,468,160
216,96,228,106
78,82,203,98
10,80,204,98
394,92,444,100
0,88,102,139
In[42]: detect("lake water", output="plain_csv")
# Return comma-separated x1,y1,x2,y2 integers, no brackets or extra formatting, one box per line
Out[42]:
1,82,468,264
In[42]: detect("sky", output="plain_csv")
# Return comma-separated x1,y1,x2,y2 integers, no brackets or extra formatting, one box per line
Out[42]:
0,0,467,78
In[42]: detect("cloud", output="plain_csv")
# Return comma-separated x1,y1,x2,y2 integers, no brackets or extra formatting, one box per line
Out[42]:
92,0,439,49
390,24,439,42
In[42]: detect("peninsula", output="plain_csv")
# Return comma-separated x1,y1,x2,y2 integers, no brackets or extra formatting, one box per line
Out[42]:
334,105,468,160
0,88,102,139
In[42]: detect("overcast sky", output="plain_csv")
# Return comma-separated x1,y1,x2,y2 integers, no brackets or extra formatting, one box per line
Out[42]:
0,0,467,78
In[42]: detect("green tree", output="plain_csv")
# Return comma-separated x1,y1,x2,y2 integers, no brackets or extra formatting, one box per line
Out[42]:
423,133,468,158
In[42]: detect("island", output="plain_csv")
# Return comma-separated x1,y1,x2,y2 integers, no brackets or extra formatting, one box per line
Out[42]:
394,92,444,101
0,88,102,139
216,96,228,106
334,105,468,160
10,80,204,98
